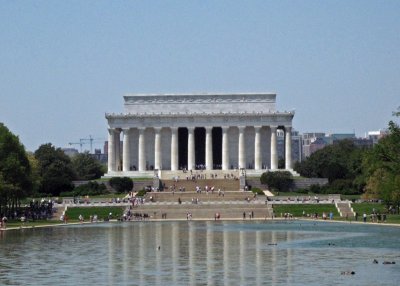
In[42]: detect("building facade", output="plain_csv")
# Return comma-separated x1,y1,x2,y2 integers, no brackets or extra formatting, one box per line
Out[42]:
105,93,295,177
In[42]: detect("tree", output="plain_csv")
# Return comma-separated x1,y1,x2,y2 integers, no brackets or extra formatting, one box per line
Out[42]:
260,171,293,192
294,140,367,193
109,177,133,193
72,151,105,180
363,118,400,209
34,143,76,196
0,123,32,216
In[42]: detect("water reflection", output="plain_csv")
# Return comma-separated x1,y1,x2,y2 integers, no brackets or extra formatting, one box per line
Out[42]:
1,221,400,285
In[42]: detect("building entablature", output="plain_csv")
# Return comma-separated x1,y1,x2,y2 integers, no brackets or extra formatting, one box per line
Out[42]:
105,112,294,129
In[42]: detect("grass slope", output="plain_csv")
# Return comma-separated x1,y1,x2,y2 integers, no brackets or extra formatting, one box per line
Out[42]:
66,206,125,221
272,204,339,218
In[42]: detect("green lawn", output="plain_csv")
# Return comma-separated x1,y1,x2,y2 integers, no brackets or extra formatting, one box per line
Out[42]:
350,203,400,223
340,194,362,201
4,220,64,228
272,204,339,218
65,206,125,221
351,203,388,215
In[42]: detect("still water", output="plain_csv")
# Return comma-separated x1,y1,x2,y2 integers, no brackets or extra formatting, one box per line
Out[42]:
1,220,399,286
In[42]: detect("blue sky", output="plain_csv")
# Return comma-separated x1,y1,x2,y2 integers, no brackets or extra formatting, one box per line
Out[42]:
1,1,399,152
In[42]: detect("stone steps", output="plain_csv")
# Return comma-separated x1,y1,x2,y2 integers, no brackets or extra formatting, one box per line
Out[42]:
160,179,240,192
128,203,272,219
336,202,355,218
144,191,259,203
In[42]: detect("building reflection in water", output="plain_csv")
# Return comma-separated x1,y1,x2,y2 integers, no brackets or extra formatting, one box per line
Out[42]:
102,221,320,285
1,221,399,285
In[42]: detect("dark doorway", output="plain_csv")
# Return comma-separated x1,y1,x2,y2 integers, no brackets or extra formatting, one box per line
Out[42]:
212,127,222,169
195,128,205,168
178,128,188,169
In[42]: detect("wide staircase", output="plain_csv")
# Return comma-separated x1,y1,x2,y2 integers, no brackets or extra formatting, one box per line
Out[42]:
160,178,240,192
336,202,355,218
144,190,254,203
128,201,272,220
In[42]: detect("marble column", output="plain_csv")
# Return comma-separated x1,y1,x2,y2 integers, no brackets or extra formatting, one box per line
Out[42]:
107,128,115,172
222,127,229,170
238,126,246,169
270,126,278,170
205,126,213,170
285,126,292,170
138,128,146,172
122,128,131,172
114,129,121,171
171,127,178,171
154,128,162,170
187,127,195,170
254,126,262,170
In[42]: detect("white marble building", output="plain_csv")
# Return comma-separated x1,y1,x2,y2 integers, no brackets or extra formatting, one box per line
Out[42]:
105,93,295,177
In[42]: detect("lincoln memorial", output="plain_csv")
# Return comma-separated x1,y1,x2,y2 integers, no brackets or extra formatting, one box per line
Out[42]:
105,93,295,178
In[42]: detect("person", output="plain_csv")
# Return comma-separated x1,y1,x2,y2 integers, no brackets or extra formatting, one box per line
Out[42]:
79,214,84,223
243,212,246,219
363,212,367,223
1,216,7,229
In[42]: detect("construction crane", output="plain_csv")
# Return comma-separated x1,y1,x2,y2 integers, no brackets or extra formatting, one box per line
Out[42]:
68,140,85,153
69,136,105,153
68,139,86,153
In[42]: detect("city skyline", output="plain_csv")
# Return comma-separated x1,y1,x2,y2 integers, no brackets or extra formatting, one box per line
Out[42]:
1,1,399,152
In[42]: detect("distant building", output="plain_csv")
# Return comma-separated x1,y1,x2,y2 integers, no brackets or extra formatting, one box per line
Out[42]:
62,148,79,157
92,148,108,164
276,129,302,163
302,132,326,158
367,130,388,145
349,138,373,148
325,133,355,145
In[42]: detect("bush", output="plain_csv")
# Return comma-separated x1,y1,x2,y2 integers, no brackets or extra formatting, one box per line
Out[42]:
136,189,148,197
260,171,293,192
74,181,108,196
309,184,322,194
295,188,309,194
251,188,264,195
109,177,133,193
60,181,109,197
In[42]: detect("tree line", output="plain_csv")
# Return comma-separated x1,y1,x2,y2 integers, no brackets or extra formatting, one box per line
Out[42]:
1,108,399,215
263,108,400,209
0,123,106,216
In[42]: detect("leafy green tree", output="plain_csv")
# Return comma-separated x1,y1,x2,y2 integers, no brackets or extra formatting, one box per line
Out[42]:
109,177,133,193
0,123,32,216
260,171,293,192
363,118,400,209
294,140,368,193
27,152,41,195
72,151,105,180
34,143,76,196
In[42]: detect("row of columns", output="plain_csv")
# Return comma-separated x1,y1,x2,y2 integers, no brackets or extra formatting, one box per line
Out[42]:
108,126,292,173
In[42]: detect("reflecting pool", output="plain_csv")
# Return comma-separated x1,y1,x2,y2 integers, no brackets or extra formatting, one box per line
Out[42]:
1,221,400,285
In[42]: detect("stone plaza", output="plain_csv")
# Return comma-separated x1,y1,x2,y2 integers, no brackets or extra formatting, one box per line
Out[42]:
105,93,295,178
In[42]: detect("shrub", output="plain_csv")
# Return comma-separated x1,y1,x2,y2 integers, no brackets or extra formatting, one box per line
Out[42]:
309,184,322,194
260,171,293,192
295,188,309,194
109,177,133,193
251,187,264,195
136,189,148,197
60,181,109,197
73,181,108,196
